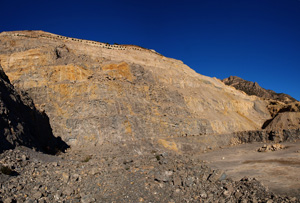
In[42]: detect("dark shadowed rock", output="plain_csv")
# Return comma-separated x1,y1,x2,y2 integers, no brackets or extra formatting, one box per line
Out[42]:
0,65,68,154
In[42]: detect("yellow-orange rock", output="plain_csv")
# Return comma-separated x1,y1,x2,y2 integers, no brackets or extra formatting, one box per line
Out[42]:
0,31,271,147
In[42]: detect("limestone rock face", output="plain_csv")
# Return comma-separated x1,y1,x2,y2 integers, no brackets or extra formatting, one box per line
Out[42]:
0,31,271,147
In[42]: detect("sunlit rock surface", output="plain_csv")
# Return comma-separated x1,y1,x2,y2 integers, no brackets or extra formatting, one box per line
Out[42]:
0,30,271,147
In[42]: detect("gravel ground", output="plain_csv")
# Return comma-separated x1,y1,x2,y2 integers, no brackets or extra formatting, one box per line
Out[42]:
199,140,300,199
1,141,299,203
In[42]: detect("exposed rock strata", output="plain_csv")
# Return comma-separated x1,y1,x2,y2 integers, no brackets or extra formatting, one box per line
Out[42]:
0,31,271,147
232,128,300,144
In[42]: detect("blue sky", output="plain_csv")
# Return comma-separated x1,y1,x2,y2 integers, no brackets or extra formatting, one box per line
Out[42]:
1,0,300,100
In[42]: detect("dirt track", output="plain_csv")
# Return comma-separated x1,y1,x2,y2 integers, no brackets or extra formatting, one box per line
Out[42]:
199,140,300,198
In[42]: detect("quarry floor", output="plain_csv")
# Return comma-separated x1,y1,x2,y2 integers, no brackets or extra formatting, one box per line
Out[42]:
198,140,300,198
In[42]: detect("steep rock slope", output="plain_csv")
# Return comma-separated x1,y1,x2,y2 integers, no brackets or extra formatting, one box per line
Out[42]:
264,112,300,131
222,76,297,103
223,76,300,131
0,65,67,153
0,31,271,147
223,76,300,116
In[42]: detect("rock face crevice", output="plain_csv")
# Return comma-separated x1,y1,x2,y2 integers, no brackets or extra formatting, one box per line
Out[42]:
0,65,68,154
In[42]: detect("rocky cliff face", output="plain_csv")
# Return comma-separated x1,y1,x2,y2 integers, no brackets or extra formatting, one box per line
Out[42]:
222,76,297,103
223,76,300,131
223,76,300,114
0,31,271,148
0,65,67,153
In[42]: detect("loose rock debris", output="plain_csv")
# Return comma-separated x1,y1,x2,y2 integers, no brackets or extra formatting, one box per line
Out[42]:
0,145,299,203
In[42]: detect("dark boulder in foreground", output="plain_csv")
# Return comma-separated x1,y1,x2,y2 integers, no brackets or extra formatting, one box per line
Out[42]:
0,65,68,154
